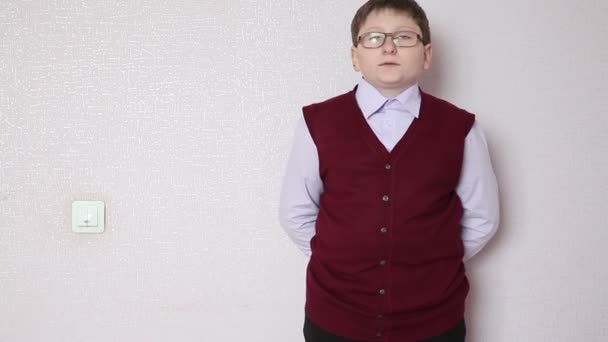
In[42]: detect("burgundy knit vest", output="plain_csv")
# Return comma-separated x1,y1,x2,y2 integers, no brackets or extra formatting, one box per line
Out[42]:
302,87,475,341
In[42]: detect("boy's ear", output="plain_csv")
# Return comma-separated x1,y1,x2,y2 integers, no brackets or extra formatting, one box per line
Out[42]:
351,46,360,72
423,43,432,70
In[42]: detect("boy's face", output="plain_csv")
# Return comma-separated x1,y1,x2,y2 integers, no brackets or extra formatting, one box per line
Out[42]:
351,9,432,97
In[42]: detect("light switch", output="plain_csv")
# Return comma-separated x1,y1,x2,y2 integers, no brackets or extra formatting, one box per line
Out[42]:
77,207,97,227
72,201,105,233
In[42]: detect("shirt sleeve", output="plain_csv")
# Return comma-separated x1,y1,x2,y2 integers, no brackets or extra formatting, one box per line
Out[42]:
278,117,323,257
456,121,500,261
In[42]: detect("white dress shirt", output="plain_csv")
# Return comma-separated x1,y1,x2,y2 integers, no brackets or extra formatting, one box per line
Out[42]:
279,78,500,261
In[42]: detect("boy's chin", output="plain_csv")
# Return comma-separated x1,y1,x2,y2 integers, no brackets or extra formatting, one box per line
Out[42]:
374,78,416,90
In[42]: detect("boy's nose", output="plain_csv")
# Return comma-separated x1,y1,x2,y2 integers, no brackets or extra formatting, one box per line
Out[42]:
382,38,397,54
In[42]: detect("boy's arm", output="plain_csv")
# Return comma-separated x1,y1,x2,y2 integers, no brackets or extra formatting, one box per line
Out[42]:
279,117,323,257
456,121,500,261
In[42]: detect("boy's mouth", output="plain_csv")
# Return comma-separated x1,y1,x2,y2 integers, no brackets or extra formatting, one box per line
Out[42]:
379,62,400,66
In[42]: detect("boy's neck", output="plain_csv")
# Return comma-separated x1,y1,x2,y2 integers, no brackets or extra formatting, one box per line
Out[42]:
370,81,417,98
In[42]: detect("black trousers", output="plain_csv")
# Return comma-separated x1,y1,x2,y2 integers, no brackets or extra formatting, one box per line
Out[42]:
303,316,466,342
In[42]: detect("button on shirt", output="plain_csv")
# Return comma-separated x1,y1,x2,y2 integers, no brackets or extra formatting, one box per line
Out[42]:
279,78,500,261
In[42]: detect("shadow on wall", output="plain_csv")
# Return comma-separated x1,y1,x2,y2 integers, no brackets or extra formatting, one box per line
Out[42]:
419,34,445,96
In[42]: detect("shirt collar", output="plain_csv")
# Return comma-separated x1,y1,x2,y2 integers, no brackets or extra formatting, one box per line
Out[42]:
355,77,421,119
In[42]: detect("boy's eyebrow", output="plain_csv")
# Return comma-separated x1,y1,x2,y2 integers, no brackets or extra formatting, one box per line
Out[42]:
360,25,420,33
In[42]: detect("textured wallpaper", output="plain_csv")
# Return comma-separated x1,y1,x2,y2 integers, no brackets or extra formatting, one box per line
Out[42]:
1,1,607,341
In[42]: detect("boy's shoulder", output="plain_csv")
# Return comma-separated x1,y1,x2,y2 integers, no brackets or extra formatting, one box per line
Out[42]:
304,88,356,111
421,90,476,132
420,90,472,116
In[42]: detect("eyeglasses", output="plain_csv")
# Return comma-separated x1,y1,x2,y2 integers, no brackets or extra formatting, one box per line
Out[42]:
357,31,423,49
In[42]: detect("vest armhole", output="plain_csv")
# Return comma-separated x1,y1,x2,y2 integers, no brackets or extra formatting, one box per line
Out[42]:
302,105,319,147
464,112,476,136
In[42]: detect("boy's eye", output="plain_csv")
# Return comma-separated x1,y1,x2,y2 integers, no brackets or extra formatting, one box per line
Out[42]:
367,33,384,42
394,33,414,40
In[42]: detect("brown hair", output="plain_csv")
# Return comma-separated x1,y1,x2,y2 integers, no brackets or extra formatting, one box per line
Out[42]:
351,0,431,46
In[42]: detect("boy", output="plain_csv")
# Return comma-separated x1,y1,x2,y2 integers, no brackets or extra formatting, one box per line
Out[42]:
279,1,499,341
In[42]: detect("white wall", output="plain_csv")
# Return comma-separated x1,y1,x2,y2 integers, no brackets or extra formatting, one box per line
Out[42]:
1,0,606,341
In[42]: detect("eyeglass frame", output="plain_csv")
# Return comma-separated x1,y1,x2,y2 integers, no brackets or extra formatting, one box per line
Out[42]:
356,30,424,49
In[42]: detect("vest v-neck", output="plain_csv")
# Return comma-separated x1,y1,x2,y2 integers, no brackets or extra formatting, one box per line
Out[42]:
346,90,427,161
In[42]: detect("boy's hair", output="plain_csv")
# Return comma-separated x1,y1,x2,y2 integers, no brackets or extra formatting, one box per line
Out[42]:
351,0,431,47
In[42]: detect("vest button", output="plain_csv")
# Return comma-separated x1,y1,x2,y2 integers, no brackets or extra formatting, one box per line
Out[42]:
380,227,388,234
378,288,386,295
385,163,391,170
376,331,383,337
382,195,389,202
377,314,384,319
379,259,387,266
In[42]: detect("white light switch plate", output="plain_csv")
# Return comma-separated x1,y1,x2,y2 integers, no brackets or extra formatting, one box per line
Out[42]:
72,201,105,233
